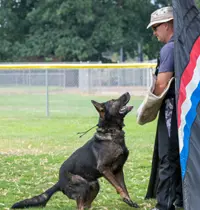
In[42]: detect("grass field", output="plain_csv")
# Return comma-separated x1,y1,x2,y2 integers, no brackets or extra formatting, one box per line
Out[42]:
0,91,158,210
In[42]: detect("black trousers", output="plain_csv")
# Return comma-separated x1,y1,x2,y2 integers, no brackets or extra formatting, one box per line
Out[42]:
156,98,181,210
145,98,182,210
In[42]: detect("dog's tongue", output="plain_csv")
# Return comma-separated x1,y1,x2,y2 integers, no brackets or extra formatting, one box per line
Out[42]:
119,106,133,114
127,105,133,111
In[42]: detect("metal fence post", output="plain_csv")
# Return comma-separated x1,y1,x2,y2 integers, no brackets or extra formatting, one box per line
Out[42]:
45,69,49,117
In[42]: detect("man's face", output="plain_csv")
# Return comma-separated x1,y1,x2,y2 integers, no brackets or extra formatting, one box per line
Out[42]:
152,22,167,43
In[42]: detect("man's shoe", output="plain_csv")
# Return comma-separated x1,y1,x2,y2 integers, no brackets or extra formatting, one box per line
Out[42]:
175,204,183,209
174,199,183,208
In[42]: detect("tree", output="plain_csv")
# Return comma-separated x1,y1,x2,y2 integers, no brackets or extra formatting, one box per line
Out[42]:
121,0,160,60
0,0,166,62
0,0,34,60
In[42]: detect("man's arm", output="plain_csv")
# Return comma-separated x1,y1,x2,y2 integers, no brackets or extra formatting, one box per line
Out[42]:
153,72,173,96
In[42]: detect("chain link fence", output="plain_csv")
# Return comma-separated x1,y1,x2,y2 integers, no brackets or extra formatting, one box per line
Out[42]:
0,64,155,116
0,68,154,95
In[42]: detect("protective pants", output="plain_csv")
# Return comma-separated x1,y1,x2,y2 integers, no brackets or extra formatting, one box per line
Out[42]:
155,98,181,210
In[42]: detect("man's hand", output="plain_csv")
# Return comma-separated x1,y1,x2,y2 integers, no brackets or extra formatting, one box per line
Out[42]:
153,72,173,96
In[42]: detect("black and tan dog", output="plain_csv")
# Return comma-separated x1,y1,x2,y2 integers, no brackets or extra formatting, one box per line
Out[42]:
11,92,139,210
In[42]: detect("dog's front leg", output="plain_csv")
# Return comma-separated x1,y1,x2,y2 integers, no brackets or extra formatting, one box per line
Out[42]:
102,169,126,197
101,169,139,208
114,169,129,196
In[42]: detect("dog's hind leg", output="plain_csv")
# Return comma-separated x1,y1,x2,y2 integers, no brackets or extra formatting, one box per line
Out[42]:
60,174,99,209
83,181,100,209
76,180,100,209
76,199,84,210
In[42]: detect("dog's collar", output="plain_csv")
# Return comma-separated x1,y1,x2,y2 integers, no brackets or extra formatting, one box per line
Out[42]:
96,127,123,133
95,127,124,141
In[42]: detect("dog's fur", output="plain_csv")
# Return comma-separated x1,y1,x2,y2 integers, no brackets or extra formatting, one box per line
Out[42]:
11,92,139,210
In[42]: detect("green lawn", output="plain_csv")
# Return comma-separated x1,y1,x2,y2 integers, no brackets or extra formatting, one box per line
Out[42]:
0,92,158,210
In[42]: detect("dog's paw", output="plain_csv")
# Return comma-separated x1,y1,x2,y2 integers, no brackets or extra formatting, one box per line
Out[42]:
123,198,139,208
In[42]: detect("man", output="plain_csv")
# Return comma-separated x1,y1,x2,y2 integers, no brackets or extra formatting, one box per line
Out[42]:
145,6,182,210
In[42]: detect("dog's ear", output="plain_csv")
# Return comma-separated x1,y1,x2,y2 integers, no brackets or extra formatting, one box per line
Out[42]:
91,100,104,112
91,100,105,118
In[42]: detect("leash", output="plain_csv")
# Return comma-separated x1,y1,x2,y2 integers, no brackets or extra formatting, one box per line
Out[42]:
77,125,97,138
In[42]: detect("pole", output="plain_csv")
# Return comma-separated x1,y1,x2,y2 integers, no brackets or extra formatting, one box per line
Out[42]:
45,69,49,117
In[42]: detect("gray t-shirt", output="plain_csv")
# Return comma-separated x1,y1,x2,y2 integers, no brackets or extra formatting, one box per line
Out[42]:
159,36,174,73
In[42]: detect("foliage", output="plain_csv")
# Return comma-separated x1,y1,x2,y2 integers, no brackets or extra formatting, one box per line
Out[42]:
0,0,160,62
0,0,199,62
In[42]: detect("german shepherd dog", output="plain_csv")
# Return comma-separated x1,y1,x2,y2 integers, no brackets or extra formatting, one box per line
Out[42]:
11,92,139,210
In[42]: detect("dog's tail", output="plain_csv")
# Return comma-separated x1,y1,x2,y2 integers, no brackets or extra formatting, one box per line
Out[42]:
11,182,60,209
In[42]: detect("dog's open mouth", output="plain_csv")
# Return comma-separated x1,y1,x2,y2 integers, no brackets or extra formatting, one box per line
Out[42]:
119,105,133,114
118,92,133,114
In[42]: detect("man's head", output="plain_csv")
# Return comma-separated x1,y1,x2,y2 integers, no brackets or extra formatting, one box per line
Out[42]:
147,6,174,43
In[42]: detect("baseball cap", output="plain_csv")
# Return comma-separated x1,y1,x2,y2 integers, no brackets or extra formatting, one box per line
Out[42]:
147,6,173,29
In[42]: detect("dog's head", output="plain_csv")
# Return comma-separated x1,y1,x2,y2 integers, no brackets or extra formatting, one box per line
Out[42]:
91,92,133,129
